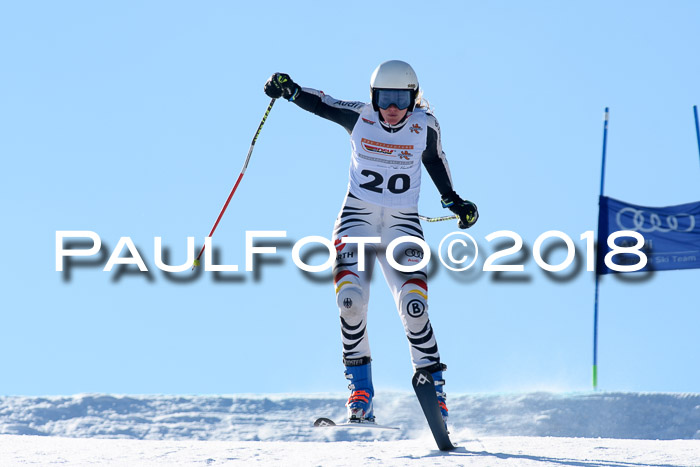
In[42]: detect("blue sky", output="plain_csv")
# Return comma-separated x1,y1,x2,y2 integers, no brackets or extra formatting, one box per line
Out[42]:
1,1,699,396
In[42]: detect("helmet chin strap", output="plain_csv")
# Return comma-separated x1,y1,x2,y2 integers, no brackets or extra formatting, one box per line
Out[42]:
379,112,411,133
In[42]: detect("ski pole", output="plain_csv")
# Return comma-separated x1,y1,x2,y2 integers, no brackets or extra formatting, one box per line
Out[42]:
192,98,277,269
418,214,458,222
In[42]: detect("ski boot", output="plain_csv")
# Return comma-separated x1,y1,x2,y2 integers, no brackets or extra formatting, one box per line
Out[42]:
425,362,448,429
344,357,375,423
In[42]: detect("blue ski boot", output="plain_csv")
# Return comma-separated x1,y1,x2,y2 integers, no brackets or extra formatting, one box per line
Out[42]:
425,363,448,429
344,357,375,423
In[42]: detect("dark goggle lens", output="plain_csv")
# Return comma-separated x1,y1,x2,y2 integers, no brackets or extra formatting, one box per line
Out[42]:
376,89,412,110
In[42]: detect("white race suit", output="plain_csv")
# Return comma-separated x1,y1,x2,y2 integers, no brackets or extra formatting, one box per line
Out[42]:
293,88,456,369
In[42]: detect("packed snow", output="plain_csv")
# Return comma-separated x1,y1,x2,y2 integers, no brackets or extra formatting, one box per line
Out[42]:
1,392,699,465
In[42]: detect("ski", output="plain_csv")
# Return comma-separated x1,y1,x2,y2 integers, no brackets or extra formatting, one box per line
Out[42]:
313,417,399,430
412,369,456,451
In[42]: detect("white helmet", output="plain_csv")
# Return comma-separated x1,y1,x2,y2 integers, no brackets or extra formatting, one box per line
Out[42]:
370,60,419,111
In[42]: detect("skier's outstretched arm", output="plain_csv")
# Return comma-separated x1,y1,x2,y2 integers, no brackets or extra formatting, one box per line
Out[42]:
264,72,361,133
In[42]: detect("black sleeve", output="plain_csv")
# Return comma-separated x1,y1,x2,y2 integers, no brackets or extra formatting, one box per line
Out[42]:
422,114,455,198
292,87,363,133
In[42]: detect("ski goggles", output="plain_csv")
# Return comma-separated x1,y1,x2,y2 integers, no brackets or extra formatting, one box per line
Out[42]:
375,89,413,110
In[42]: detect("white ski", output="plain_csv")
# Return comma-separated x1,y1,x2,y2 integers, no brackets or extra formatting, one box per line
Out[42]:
313,417,399,430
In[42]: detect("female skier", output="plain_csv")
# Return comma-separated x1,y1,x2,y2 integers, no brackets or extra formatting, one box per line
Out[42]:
264,61,478,426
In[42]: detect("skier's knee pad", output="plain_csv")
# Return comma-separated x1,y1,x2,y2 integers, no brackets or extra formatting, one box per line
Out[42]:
398,289,429,325
337,285,367,322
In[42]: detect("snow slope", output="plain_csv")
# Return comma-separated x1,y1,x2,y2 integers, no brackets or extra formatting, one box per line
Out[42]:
1,392,699,465
1,435,699,466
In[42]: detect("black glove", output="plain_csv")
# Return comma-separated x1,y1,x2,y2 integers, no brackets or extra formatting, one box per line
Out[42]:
441,191,478,229
264,73,300,101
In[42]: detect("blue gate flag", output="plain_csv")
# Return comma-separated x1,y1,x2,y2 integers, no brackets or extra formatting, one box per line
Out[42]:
597,196,700,274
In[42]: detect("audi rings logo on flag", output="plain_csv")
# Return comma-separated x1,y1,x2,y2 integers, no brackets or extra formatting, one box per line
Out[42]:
598,195,700,274
616,208,697,233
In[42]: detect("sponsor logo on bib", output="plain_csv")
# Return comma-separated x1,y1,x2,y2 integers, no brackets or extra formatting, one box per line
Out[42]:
360,138,413,157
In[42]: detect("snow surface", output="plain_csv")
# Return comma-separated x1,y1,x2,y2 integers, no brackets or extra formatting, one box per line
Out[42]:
1,392,699,465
